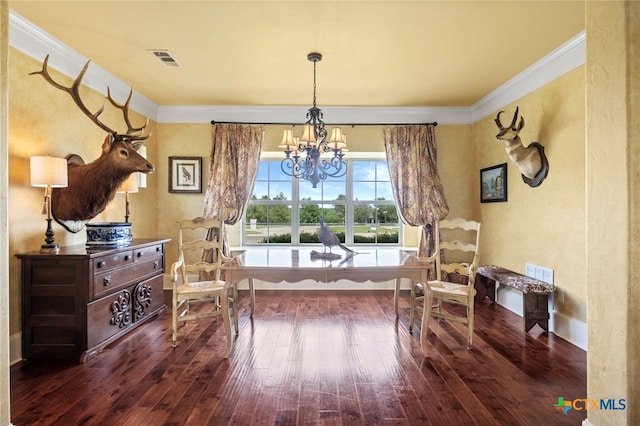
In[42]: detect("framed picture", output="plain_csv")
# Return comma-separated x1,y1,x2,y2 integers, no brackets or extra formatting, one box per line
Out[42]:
169,156,202,193
480,163,507,203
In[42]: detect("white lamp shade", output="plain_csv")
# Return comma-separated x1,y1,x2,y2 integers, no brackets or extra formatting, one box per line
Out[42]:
30,156,68,188
328,127,348,150
299,124,318,146
118,173,139,193
278,129,295,149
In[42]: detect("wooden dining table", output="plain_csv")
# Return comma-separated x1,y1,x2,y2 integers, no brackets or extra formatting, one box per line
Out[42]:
222,247,434,356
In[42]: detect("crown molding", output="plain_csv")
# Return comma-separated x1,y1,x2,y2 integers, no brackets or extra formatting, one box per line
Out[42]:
10,10,585,126
471,30,585,122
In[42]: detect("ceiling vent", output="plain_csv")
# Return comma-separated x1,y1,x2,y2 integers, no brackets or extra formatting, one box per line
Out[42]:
148,49,181,67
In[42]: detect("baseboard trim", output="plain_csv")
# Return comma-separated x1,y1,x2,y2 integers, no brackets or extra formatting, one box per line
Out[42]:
10,332,21,365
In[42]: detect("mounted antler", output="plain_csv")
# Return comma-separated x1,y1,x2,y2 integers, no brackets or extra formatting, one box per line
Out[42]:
31,55,155,232
106,87,150,143
494,106,549,187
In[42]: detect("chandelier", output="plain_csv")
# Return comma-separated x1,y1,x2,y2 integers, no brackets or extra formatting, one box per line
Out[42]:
280,52,348,188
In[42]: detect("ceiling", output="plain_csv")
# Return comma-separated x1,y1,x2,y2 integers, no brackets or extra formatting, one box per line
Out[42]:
10,1,585,108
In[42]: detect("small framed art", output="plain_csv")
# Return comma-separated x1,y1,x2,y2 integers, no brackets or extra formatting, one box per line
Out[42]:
480,163,507,203
169,156,202,193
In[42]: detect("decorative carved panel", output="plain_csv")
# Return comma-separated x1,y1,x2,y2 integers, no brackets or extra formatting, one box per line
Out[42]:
110,290,132,328
133,282,153,321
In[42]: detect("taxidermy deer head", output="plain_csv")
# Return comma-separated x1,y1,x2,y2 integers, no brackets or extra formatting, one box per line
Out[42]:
31,55,155,233
494,106,549,187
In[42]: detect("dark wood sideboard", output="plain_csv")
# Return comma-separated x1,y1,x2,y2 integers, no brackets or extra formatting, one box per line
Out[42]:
17,238,170,363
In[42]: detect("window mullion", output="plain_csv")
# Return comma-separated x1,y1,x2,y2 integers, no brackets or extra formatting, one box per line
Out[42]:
345,159,354,245
291,176,300,244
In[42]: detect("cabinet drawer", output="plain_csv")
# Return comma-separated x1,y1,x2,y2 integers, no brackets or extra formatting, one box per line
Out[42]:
93,257,163,299
134,244,164,262
93,250,134,273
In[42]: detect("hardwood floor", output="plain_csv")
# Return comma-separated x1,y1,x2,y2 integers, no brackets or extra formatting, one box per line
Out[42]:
11,290,586,425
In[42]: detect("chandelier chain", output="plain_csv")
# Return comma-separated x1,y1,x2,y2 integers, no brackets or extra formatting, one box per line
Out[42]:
312,60,317,108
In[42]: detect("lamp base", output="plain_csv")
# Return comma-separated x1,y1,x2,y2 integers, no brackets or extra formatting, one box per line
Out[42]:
40,243,60,254
41,218,59,253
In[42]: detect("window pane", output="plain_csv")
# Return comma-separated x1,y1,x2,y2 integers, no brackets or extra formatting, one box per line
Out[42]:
320,206,345,244
353,161,376,181
352,205,399,244
246,158,398,246
376,181,394,200
354,182,376,200
251,181,269,200
267,204,292,244
299,184,322,200
323,181,346,200
299,177,345,199
269,181,291,200
255,161,270,180
252,161,292,200
353,161,381,201
376,162,390,181
268,161,289,180
245,205,291,244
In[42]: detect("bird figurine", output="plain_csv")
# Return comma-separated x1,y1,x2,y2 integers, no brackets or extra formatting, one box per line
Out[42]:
318,218,354,256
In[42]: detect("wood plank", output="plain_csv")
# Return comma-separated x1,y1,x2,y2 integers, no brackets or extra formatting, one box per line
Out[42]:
11,290,587,425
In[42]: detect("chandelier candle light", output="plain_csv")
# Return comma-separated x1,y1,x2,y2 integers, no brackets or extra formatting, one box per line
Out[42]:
30,155,68,253
280,52,348,188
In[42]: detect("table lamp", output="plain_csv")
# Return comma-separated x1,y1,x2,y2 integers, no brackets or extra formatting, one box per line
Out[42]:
117,173,139,223
30,156,68,253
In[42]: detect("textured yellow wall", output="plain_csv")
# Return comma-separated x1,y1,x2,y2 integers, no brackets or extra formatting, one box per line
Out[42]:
8,49,159,335
156,122,211,266
628,0,640,421
472,67,586,322
586,1,638,425
1,0,11,422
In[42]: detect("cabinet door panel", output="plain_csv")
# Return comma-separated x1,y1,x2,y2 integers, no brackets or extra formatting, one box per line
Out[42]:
133,275,164,322
87,275,164,348
87,288,132,348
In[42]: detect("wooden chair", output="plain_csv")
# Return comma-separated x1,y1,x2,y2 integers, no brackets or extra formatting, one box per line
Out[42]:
410,218,481,351
171,217,238,357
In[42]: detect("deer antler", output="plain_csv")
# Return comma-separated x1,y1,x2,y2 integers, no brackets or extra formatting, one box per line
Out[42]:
106,87,149,142
31,54,149,142
494,106,523,133
30,55,115,134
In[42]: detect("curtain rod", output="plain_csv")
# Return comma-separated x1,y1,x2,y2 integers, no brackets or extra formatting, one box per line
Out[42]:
210,120,437,127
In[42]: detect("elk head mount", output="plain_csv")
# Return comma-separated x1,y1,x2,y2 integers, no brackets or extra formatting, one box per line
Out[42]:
31,55,155,233
494,107,549,187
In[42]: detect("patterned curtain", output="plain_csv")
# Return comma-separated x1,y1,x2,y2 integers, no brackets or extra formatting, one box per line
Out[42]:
384,124,448,256
202,123,263,261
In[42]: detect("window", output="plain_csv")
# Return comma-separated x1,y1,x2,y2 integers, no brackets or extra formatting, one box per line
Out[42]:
244,158,400,245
